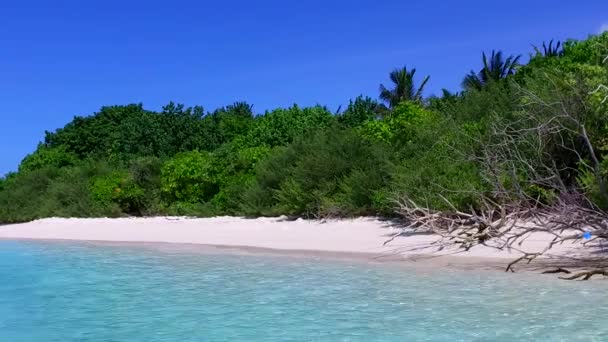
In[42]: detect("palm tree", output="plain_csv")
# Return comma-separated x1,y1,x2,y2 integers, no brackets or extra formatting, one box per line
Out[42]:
533,40,564,58
462,50,521,91
440,88,458,98
379,66,430,107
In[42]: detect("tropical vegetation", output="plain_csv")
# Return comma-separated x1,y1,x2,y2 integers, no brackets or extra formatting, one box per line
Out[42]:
1,32,607,224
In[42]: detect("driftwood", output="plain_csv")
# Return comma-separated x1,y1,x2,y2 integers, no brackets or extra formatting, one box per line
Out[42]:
390,65,608,280
391,195,608,280
559,270,608,280
541,268,571,274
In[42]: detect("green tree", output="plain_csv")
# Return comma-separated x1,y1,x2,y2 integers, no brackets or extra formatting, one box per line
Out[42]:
19,146,78,173
358,102,436,147
337,96,382,127
90,157,163,216
379,66,430,107
209,101,255,144
245,105,334,147
533,39,564,58
0,161,116,223
243,127,392,217
43,103,219,161
161,151,219,204
157,102,216,155
44,104,151,158
208,143,271,213
0,173,15,192
462,50,521,91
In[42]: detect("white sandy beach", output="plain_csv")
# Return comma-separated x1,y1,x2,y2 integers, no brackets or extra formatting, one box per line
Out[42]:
0,216,590,267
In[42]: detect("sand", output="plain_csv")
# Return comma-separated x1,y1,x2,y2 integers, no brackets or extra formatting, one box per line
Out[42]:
0,216,590,268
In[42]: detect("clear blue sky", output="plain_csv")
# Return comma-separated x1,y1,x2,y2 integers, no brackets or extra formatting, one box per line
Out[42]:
1,0,607,175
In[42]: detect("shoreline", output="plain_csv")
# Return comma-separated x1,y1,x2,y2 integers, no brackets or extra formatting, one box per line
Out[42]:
2,237,516,274
0,216,590,273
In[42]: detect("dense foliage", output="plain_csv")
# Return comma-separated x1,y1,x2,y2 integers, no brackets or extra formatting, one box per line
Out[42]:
2,32,607,223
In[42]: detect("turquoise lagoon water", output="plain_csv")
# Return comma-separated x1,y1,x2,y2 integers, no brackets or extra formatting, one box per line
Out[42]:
0,241,607,341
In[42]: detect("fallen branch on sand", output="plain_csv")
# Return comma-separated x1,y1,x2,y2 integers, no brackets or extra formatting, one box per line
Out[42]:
541,268,571,274
559,270,608,280
388,61,608,280
390,195,608,280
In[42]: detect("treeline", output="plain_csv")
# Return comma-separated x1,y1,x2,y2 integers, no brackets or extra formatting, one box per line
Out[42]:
1,33,607,223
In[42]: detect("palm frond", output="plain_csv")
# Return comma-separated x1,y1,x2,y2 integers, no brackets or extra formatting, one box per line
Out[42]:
415,75,430,100
379,66,430,107
533,39,564,58
463,50,521,91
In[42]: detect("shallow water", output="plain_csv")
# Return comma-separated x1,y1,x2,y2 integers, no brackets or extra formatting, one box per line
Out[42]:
0,241,607,341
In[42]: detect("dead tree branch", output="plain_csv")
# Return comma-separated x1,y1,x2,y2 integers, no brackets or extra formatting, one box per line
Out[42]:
392,67,608,279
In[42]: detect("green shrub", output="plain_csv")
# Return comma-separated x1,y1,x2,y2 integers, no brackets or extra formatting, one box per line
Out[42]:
19,146,78,173
163,201,218,217
390,153,485,211
358,102,436,147
0,173,15,192
245,105,335,147
243,127,393,217
368,103,488,211
204,143,270,214
38,165,114,218
161,151,219,204
337,96,380,127
91,170,150,216
0,162,116,223
0,167,60,223
127,157,163,214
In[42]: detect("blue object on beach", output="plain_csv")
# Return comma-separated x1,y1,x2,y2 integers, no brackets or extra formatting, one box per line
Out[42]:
583,231,592,240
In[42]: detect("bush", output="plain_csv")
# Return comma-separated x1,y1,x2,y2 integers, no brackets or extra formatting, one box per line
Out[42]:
0,167,60,223
163,201,218,217
390,152,485,211
0,173,15,192
245,105,335,147
358,102,436,147
127,157,163,214
207,143,270,214
209,101,255,144
19,146,78,173
0,161,116,223
243,127,393,217
38,165,114,218
432,81,517,123
161,151,219,204
91,170,148,216
352,100,488,211
337,96,380,127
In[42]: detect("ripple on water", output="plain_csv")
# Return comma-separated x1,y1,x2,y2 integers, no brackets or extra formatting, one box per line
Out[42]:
0,240,607,341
